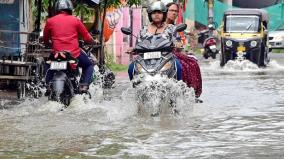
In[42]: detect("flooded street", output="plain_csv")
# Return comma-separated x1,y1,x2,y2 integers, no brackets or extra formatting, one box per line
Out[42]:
1,53,284,158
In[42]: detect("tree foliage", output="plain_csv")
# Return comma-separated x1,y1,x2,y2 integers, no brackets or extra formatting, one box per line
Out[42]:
37,0,141,20
102,0,142,8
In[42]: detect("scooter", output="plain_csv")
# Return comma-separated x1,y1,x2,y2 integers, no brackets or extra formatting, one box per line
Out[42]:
203,36,218,59
121,24,187,116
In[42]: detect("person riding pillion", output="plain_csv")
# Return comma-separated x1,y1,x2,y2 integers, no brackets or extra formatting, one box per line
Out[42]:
127,1,182,81
43,0,97,94
165,1,203,99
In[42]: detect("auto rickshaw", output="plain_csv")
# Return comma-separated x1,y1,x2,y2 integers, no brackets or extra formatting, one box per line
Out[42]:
220,9,270,67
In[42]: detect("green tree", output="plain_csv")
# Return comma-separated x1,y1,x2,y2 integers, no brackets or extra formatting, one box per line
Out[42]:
39,0,141,15
35,0,141,22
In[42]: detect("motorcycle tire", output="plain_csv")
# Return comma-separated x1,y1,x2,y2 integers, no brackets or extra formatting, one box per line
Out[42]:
203,53,209,59
211,53,216,59
53,91,72,106
51,83,73,106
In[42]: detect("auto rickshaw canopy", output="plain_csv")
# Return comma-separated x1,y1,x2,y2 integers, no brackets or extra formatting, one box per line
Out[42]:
224,9,269,28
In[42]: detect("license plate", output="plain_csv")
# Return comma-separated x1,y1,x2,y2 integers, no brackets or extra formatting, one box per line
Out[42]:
237,52,245,57
144,52,161,60
50,61,67,70
209,45,216,49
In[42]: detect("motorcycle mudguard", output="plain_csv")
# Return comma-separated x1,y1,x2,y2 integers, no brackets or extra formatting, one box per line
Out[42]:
51,72,68,96
52,71,74,96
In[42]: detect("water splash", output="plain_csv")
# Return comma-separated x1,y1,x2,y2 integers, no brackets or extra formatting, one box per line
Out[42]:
206,60,284,72
267,60,284,70
224,60,259,70
129,75,195,117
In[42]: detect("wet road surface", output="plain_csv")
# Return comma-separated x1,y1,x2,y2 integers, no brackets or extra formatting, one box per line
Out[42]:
0,53,284,158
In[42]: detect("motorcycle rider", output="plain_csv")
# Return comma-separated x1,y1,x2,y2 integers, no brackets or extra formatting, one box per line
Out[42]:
165,1,203,100
201,24,219,59
127,1,182,81
43,0,97,94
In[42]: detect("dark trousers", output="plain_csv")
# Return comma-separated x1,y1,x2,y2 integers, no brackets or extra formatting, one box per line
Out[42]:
45,52,94,85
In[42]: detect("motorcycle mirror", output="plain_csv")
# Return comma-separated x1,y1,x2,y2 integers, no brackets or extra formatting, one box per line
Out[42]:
175,24,187,32
121,27,132,35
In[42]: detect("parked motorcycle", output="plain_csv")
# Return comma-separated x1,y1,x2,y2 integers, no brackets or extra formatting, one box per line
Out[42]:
46,51,80,106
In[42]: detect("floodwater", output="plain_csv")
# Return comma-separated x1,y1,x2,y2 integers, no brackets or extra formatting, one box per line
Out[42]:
1,53,284,158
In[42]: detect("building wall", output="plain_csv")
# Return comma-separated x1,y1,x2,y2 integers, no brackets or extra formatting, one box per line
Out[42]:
105,7,142,65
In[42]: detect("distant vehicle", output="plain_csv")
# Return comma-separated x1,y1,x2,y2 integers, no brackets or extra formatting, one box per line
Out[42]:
269,24,284,49
220,9,270,67
198,24,219,59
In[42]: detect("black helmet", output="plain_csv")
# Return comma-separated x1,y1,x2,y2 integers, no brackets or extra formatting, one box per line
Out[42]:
55,0,73,14
147,1,168,22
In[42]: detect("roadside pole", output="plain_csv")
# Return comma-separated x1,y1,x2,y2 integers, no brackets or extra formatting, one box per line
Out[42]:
208,0,214,25
99,0,108,66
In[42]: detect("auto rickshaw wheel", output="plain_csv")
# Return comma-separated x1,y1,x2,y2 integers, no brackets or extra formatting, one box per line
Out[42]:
257,44,267,67
220,51,229,67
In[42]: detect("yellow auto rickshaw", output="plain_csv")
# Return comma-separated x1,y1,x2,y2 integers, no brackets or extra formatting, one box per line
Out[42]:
220,9,270,67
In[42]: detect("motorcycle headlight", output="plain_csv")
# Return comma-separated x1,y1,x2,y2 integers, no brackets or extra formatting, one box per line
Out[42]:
161,61,173,72
250,41,257,47
226,40,233,47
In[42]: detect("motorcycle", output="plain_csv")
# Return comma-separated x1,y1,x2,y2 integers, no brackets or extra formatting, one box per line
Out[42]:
121,23,187,116
46,51,80,106
198,29,219,59
122,24,186,83
203,36,218,59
